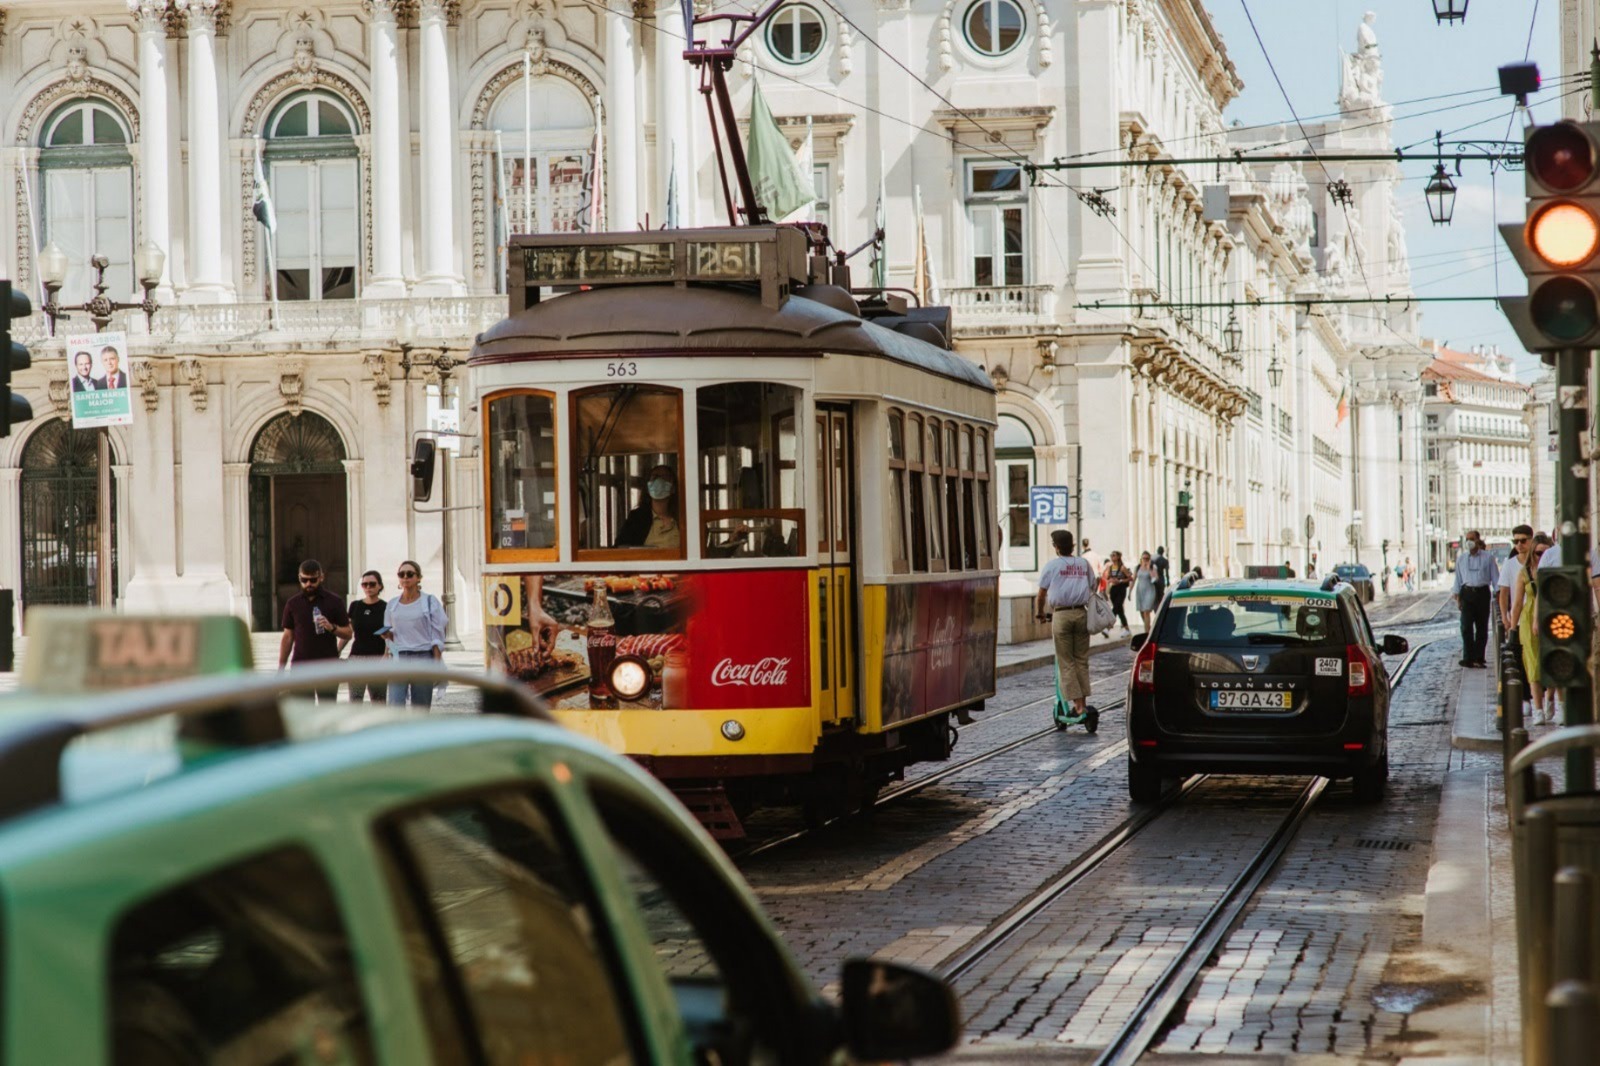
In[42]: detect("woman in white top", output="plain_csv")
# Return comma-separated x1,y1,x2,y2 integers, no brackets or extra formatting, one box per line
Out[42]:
383,559,449,707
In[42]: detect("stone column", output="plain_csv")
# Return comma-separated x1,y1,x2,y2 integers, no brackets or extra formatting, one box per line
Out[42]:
367,0,407,296
416,0,464,293
655,0,689,225
223,462,251,618
120,386,182,608
173,363,234,607
604,0,638,230
132,0,175,296
180,0,230,299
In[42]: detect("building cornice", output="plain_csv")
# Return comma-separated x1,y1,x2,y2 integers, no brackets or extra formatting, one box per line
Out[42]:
1160,0,1243,109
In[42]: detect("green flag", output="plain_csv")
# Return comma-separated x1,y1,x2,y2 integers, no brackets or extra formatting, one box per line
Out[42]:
746,78,814,221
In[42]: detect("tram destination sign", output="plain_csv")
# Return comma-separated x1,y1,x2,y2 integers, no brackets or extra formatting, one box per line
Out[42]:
509,227,810,312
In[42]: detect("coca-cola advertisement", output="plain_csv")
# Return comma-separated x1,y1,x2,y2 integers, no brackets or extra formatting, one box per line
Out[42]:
482,569,811,710
879,577,997,725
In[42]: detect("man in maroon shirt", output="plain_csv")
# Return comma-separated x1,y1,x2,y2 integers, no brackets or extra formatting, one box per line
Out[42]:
278,558,353,702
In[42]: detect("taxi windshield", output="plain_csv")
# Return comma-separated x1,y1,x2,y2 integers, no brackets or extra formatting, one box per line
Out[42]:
1159,596,1347,648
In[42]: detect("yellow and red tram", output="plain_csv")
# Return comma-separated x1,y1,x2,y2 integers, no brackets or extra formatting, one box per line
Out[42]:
469,227,999,837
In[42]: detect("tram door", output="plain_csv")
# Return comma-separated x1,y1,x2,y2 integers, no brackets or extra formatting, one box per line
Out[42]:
815,404,856,724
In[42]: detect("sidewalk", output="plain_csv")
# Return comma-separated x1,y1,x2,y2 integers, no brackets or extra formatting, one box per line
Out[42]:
997,631,1129,680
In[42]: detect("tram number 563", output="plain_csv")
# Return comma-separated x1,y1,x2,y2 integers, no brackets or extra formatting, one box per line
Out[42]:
606,360,639,377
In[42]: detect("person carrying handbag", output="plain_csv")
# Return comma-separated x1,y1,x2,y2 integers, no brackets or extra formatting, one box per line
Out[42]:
1034,530,1098,724
382,559,449,708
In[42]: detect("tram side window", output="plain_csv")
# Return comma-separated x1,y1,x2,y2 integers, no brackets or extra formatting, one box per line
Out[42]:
960,426,979,570
697,383,802,558
906,414,930,572
944,422,964,570
572,384,684,556
887,410,910,573
975,428,993,568
926,419,947,570
487,392,558,557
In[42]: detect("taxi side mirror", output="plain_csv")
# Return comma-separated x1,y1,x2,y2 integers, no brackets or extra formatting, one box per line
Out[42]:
410,439,437,503
838,958,960,1059
1129,632,1148,652
1381,634,1409,655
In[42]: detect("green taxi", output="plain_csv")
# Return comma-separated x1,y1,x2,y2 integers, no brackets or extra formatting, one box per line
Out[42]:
0,612,957,1063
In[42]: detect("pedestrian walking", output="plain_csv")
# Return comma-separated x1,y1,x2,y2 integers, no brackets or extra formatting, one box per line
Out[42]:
1134,550,1160,632
1511,536,1553,723
1497,526,1533,637
1151,546,1170,596
1451,529,1496,668
383,560,449,708
278,559,353,702
340,569,388,702
1103,551,1133,636
1081,539,1105,593
1403,557,1415,592
1034,530,1096,723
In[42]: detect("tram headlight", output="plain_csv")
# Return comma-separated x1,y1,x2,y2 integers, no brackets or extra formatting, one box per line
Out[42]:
720,719,746,742
608,655,652,702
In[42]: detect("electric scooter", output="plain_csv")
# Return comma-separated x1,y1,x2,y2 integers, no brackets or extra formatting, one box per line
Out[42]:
1050,657,1100,733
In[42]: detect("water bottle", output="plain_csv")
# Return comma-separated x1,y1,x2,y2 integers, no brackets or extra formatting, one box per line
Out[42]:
312,605,326,633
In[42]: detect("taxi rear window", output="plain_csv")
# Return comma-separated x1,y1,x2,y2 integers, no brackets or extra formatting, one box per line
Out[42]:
1159,596,1347,648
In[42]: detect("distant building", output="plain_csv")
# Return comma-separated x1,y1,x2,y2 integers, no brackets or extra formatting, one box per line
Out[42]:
1421,343,1533,569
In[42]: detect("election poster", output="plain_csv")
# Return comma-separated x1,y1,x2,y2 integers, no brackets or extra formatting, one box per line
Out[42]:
66,331,134,428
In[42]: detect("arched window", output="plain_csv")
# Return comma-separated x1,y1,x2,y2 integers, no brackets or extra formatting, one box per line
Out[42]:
263,92,360,301
490,77,596,247
20,419,118,608
994,414,1036,571
39,99,134,304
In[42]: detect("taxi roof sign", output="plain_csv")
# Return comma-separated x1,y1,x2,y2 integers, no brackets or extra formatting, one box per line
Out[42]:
19,610,253,695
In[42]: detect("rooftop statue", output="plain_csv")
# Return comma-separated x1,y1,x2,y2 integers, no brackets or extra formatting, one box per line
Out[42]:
1339,12,1385,113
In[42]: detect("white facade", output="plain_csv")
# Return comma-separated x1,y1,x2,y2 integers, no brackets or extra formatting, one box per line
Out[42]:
0,0,1423,639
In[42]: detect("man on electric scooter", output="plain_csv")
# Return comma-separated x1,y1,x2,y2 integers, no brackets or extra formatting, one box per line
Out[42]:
1034,529,1099,733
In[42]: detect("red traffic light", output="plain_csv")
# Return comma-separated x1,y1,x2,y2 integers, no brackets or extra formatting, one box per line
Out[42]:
1528,123,1597,192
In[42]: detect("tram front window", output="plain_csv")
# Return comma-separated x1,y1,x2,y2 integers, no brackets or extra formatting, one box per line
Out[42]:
487,391,558,557
697,383,803,558
573,384,684,556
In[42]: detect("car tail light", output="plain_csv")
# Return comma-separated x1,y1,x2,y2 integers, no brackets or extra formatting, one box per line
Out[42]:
1346,644,1372,697
1134,640,1158,692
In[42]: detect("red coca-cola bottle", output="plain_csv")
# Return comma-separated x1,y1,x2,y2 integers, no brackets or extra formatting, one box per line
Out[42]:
586,585,617,703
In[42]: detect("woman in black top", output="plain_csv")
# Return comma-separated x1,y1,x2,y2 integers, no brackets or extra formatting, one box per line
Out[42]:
1103,551,1133,636
341,570,388,702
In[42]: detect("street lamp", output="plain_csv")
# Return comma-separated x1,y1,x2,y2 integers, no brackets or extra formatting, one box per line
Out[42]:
1222,310,1242,354
1266,356,1283,389
36,242,165,609
1424,162,1457,225
1432,0,1468,24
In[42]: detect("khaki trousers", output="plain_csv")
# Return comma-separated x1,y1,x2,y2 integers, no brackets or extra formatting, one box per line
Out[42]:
1052,606,1091,702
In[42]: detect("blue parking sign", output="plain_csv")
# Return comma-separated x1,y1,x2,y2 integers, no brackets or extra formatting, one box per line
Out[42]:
1030,485,1070,524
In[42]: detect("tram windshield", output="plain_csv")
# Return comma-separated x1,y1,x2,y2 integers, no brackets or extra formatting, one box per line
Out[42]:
573,384,684,556
486,392,558,556
697,383,803,558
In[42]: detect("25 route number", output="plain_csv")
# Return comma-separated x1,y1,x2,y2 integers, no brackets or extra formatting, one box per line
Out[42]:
606,360,639,377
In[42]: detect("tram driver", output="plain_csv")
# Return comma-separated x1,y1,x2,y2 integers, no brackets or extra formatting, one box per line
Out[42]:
616,464,682,549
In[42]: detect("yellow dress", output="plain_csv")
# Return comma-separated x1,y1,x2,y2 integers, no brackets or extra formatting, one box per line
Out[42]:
1520,570,1540,686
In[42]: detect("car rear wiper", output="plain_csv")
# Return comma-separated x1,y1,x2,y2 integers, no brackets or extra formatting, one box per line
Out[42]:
1245,634,1309,645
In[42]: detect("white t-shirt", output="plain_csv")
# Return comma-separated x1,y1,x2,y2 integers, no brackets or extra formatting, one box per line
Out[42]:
1040,554,1095,608
1498,555,1522,599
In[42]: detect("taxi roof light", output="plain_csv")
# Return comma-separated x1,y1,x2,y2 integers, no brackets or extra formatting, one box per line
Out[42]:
1529,202,1600,267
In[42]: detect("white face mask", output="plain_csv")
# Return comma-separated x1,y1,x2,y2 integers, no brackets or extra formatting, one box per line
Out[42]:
647,478,674,500
1465,539,1477,551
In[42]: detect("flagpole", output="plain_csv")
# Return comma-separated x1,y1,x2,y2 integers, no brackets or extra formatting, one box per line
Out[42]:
494,131,511,291
256,137,279,330
523,49,533,234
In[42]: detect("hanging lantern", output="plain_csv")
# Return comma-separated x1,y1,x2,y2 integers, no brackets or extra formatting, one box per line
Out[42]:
1424,163,1457,225
1267,356,1283,389
1432,0,1468,24
1222,310,1243,354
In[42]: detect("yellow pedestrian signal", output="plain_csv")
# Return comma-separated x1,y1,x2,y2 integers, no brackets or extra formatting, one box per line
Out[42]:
1546,612,1577,641
1528,203,1600,266
1537,565,1591,687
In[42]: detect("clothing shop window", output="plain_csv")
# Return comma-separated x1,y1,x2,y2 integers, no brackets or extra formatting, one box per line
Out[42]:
264,92,360,301
967,164,1026,287
963,0,1025,56
39,99,134,305
767,4,826,64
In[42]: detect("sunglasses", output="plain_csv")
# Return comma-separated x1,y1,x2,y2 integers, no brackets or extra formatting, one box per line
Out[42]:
1513,537,1530,545
360,581,379,588
298,576,320,585
398,571,419,578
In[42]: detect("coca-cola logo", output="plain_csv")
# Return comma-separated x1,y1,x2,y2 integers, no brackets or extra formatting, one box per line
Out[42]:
710,656,791,687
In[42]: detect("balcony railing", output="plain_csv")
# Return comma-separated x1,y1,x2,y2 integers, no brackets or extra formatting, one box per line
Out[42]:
947,285,1056,328
1313,436,1343,468
1245,389,1263,419
1278,409,1294,438
10,295,508,347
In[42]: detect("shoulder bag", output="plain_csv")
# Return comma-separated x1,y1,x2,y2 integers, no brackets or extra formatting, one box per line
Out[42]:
1086,590,1115,635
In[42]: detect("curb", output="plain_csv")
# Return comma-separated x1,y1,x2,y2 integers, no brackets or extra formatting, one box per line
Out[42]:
995,638,1125,681
1449,655,1502,753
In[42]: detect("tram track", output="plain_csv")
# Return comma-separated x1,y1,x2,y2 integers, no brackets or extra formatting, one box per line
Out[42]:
937,638,1431,1060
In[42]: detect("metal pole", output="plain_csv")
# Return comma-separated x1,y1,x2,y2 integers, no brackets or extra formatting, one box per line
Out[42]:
1557,349,1593,791
439,375,461,651
97,428,112,609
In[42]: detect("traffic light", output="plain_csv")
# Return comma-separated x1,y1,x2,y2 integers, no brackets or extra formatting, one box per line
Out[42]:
1536,564,1592,687
1175,504,1192,529
1,281,34,438
1499,121,1600,358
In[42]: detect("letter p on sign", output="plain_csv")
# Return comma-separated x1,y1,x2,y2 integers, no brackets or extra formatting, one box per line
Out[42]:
1030,485,1070,524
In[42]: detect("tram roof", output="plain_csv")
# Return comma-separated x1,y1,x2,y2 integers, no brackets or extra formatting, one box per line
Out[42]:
469,285,995,392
